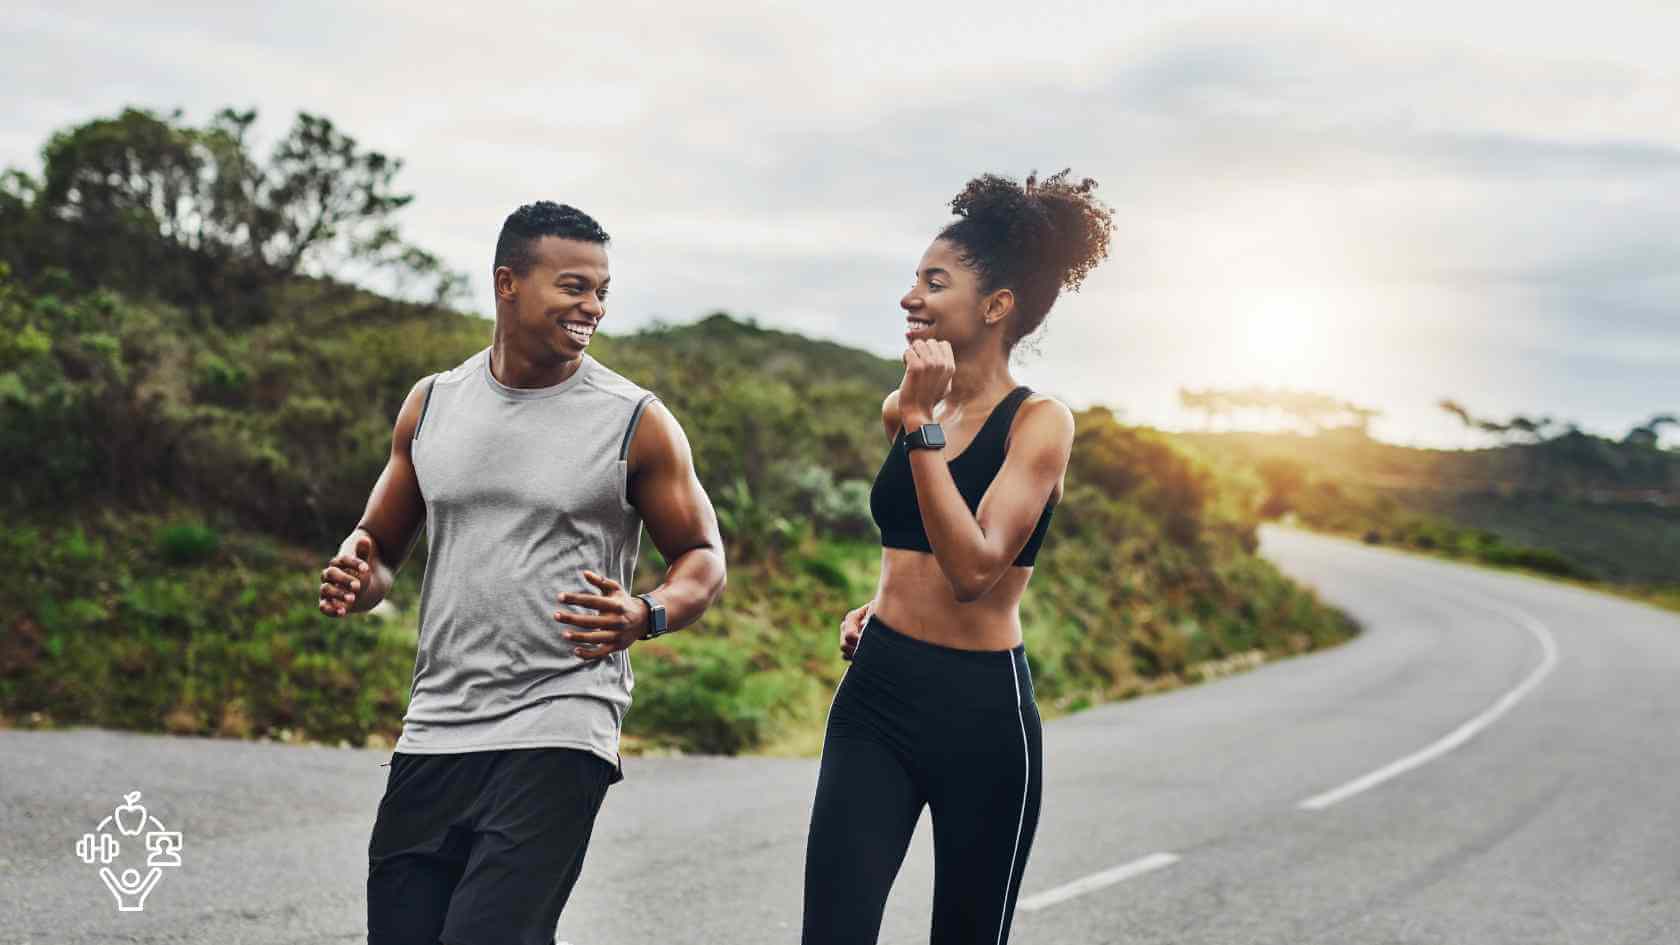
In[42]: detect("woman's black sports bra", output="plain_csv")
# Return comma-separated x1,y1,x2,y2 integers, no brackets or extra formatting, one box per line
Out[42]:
868,385,1055,568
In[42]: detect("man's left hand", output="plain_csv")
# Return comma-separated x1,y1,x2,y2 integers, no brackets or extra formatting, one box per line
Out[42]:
555,570,650,660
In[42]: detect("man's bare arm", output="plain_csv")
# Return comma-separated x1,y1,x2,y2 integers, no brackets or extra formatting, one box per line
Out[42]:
625,400,727,632
542,398,729,659
319,375,432,617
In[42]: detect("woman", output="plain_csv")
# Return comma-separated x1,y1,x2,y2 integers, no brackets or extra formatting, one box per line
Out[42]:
801,170,1113,945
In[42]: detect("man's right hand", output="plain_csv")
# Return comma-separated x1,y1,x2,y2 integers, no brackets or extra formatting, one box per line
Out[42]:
839,600,874,661
320,533,375,618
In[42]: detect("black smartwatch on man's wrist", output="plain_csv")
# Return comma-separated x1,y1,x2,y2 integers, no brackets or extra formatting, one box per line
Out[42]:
904,422,946,452
637,592,669,639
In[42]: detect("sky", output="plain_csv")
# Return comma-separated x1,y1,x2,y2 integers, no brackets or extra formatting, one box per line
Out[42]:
6,2,1679,448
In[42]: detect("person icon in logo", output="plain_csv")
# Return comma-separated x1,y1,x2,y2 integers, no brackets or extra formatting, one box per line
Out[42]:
99,866,163,912
146,832,183,868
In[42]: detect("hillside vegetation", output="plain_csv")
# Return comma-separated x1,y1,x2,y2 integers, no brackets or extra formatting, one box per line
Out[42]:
1180,429,1680,609
0,274,1360,752
0,105,1359,753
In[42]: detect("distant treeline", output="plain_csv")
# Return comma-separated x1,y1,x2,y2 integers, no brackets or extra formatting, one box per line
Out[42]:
1182,428,1680,595
1179,386,1677,453
1436,398,1675,450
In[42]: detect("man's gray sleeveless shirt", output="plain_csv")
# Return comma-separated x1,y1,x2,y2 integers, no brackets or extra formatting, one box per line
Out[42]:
394,345,657,781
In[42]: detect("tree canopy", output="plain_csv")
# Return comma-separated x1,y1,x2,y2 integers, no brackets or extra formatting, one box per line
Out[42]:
0,106,462,324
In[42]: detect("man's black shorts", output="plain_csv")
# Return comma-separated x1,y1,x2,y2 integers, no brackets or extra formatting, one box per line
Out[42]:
367,747,617,945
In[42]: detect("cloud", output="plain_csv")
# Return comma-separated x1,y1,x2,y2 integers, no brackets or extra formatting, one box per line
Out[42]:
3,4,1677,445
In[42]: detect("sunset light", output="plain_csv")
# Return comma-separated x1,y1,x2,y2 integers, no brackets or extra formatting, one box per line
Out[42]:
1242,298,1321,382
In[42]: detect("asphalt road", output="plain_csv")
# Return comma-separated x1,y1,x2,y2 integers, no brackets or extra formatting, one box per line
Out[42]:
4,526,1678,944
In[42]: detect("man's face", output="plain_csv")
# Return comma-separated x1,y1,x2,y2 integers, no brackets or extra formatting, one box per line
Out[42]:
496,236,611,357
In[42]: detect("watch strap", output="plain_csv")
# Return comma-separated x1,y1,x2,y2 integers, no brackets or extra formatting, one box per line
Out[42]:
636,592,669,638
904,422,945,451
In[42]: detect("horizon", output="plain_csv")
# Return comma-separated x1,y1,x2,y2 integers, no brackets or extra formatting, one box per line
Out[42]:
6,3,1677,450
475,307,1642,454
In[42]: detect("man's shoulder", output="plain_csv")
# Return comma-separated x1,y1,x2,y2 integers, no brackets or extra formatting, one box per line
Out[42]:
581,353,657,408
430,346,489,388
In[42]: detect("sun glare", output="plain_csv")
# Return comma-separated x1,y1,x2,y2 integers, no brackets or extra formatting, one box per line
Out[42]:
1243,299,1320,382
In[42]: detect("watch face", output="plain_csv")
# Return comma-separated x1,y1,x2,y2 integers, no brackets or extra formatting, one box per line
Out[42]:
641,595,667,633
921,423,946,447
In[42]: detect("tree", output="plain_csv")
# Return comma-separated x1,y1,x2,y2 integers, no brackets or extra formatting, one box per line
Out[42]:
34,108,209,301
1437,398,1473,429
1440,399,1558,444
5,106,464,322
1506,415,1556,443
1623,414,1678,450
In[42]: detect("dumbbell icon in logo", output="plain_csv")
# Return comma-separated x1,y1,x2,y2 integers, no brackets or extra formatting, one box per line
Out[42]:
76,832,121,864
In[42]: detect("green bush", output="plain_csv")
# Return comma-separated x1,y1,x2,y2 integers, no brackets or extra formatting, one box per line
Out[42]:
626,636,817,754
193,352,251,405
1479,544,1586,578
156,521,220,565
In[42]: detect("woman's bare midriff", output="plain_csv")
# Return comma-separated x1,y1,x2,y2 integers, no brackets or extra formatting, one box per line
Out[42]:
871,547,1033,651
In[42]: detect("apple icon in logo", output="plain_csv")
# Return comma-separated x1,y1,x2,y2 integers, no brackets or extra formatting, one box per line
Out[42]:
114,792,148,837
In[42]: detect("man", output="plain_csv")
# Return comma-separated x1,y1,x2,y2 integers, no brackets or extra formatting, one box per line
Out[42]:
316,201,727,945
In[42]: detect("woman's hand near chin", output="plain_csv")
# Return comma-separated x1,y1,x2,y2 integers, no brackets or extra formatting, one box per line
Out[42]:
898,339,954,426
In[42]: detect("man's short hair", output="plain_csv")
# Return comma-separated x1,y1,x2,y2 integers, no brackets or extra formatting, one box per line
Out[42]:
493,201,610,276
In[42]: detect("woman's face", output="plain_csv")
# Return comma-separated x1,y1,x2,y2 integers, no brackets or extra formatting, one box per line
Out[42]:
900,238,1005,351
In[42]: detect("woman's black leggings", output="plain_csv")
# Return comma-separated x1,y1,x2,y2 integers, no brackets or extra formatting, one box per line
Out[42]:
803,614,1044,945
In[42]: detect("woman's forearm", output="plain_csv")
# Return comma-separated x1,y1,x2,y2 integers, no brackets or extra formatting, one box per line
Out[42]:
905,447,998,601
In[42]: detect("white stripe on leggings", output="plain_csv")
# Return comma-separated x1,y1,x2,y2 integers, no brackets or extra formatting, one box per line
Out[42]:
997,653,1029,945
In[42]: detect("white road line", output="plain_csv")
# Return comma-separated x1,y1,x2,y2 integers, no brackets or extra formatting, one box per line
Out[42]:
1297,591,1560,811
1016,852,1181,912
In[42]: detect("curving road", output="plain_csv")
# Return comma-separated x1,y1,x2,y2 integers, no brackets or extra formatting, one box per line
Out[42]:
3,526,1678,944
